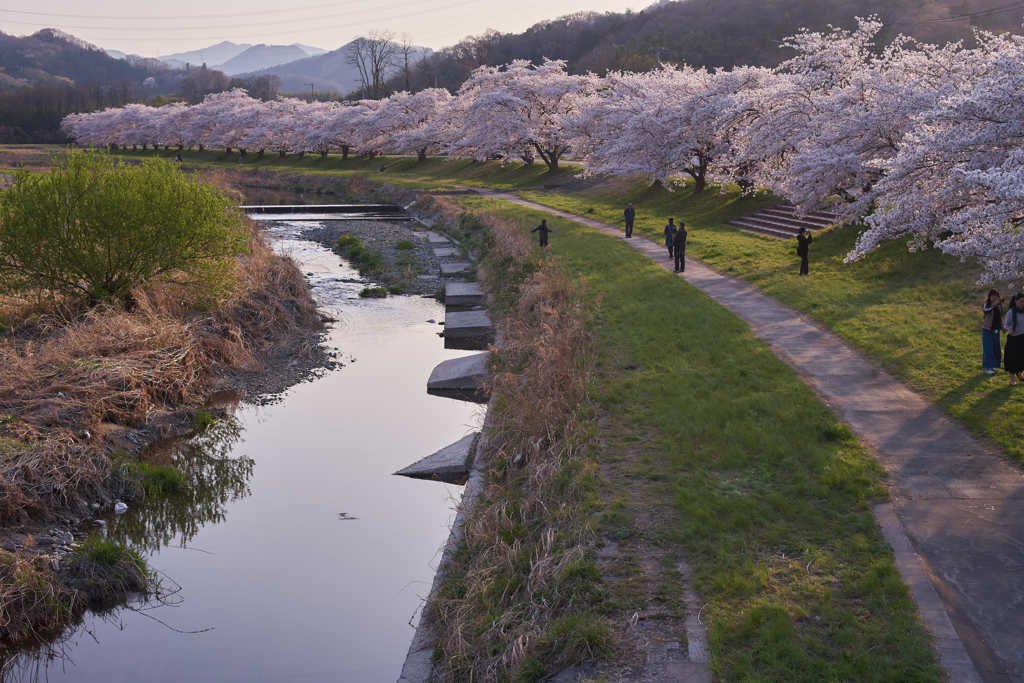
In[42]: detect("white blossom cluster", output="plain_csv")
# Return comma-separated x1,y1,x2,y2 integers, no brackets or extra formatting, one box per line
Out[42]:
62,18,1024,280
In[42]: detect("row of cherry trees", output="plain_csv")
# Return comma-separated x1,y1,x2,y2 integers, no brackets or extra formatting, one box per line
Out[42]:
62,18,1024,280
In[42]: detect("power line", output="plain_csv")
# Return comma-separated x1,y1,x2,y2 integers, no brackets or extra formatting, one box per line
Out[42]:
0,2,342,21
891,1,1024,27
0,0,485,40
0,0,449,33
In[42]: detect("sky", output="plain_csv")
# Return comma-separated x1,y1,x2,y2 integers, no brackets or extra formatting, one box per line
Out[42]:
0,0,645,57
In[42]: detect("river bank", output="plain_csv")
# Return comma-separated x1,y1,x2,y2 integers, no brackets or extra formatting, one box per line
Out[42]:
0,218,331,651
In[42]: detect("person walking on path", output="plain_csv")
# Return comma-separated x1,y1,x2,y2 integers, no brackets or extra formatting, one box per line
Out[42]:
982,289,1004,375
1003,293,1024,384
624,203,636,238
673,222,688,272
664,218,678,258
796,228,813,275
531,219,553,248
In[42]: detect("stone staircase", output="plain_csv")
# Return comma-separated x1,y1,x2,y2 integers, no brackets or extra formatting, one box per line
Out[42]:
730,204,839,239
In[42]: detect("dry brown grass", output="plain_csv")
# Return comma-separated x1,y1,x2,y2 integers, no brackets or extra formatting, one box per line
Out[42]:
428,210,602,680
0,221,319,524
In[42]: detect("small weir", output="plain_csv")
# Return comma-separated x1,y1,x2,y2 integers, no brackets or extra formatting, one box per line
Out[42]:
242,203,411,221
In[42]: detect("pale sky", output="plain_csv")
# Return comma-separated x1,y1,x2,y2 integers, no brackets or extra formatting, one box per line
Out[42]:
0,0,645,57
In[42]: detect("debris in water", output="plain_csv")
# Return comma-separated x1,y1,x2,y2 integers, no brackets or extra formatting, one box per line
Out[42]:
337,512,358,521
114,500,128,514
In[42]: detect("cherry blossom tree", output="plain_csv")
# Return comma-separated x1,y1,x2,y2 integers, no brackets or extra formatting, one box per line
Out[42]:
364,88,454,161
451,59,593,172
849,31,1024,281
581,65,774,193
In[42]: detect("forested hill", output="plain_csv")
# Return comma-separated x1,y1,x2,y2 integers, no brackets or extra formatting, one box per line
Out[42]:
0,29,156,90
392,0,1024,92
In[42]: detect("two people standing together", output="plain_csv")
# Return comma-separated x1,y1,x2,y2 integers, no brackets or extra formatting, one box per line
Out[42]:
983,290,1024,385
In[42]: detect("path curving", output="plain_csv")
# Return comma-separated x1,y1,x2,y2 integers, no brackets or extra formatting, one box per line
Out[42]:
483,190,1024,683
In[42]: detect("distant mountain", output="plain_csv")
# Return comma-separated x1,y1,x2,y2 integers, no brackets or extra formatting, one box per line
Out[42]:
243,39,431,96
105,49,128,60
0,29,158,90
294,43,328,57
158,41,251,69
215,43,310,75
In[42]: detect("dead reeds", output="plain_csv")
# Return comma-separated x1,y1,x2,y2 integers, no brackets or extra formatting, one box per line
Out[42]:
0,221,320,524
427,209,602,680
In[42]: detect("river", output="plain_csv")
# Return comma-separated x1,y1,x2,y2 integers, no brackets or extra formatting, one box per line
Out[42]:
5,218,481,682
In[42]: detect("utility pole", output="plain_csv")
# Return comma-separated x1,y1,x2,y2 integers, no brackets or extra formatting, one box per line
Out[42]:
306,83,315,101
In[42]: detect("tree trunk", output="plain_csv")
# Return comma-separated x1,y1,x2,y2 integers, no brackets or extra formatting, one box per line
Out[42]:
417,147,427,162
225,147,232,154
297,151,304,158
342,145,350,160
279,150,286,158
257,149,265,159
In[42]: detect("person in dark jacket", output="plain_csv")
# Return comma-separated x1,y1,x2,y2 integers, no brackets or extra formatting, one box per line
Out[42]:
673,222,688,272
624,203,636,238
1004,293,1024,385
796,228,812,275
664,219,678,258
531,219,553,247
982,289,1004,375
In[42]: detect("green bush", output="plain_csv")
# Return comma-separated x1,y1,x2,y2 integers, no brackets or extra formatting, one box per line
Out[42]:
395,240,414,250
334,233,382,275
359,286,388,298
0,150,249,306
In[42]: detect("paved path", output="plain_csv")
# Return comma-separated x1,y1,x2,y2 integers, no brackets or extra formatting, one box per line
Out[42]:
486,191,1024,683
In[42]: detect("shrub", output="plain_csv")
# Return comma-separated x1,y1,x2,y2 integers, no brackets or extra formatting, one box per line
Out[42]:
395,239,414,250
359,286,388,298
334,233,382,275
0,150,249,306
61,535,150,607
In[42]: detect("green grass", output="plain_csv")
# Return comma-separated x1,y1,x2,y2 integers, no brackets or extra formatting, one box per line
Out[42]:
395,239,415,250
334,233,382,276
510,179,1024,465
459,196,941,681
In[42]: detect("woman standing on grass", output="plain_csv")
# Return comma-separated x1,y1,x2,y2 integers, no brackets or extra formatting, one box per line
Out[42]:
983,289,1004,375
1003,293,1024,385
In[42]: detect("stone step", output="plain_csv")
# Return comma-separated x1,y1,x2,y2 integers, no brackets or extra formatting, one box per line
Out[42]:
426,231,451,245
427,352,491,403
731,215,816,236
761,208,836,226
440,261,473,277
771,204,840,223
445,281,485,308
433,247,459,258
444,309,494,350
395,433,478,484
730,219,800,239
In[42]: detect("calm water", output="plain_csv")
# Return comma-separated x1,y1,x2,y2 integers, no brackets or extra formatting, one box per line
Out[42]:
6,220,481,682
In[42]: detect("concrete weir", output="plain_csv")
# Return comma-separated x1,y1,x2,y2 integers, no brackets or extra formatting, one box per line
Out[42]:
439,261,474,277
427,351,491,403
443,310,494,350
394,433,478,485
444,281,485,308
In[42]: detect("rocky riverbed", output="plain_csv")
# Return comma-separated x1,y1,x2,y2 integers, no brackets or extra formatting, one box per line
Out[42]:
300,219,448,297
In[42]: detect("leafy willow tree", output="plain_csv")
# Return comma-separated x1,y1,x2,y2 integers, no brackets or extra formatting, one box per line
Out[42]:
0,151,249,307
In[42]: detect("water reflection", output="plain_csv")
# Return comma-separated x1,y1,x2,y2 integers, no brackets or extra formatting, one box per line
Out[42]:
112,418,252,555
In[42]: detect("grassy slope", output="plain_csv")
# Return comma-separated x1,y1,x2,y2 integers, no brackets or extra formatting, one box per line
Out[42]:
515,179,1024,466
460,196,940,681
98,149,1024,465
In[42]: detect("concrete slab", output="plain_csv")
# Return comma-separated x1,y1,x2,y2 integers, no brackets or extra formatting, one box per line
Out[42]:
394,433,477,484
440,261,473,277
444,310,494,350
427,352,490,403
433,247,459,258
426,231,451,244
445,280,485,307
